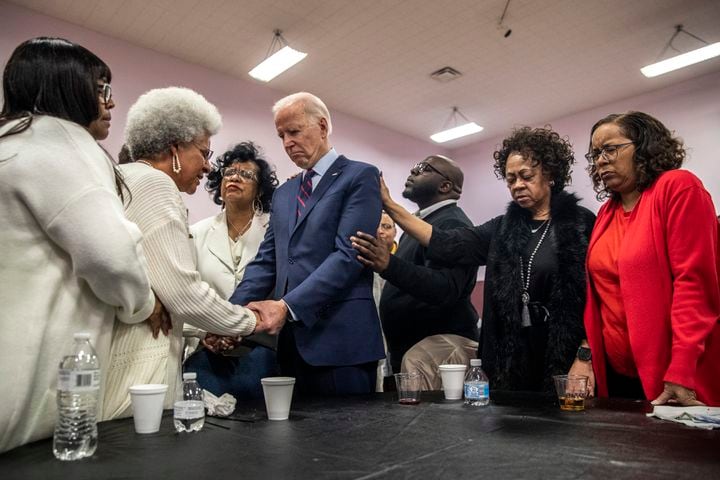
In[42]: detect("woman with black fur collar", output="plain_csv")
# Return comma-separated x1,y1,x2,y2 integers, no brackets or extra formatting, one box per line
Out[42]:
381,127,595,393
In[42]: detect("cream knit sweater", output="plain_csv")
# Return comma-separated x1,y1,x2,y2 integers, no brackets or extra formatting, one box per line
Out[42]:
103,163,257,419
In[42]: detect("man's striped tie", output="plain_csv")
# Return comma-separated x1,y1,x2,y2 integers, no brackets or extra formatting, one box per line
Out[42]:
296,169,317,217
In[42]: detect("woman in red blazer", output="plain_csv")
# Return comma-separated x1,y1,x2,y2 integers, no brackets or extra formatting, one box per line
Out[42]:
582,111,720,406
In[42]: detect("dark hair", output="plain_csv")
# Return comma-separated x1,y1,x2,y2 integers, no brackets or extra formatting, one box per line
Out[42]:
118,144,132,164
206,142,279,212
0,37,111,137
586,111,685,201
493,126,574,194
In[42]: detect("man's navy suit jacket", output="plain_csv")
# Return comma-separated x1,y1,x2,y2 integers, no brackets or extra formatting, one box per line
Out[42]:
230,155,385,366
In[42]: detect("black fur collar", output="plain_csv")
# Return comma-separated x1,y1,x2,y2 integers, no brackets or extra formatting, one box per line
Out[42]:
484,191,591,389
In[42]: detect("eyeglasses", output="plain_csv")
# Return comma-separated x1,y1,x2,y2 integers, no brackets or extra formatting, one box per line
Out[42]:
410,161,462,193
585,142,634,164
221,167,258,183
192,142,214,160
410,162,452,181
97,83,112,105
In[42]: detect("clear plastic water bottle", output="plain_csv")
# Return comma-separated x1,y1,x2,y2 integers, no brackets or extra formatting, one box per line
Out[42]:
174,372,205,432
53,332,100,460
464,358,490,406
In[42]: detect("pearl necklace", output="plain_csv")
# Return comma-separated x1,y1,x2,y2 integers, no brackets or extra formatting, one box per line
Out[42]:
136,160,154,168
519,218,552,327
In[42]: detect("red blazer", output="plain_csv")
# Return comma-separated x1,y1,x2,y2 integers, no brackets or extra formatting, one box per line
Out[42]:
584,170,720,405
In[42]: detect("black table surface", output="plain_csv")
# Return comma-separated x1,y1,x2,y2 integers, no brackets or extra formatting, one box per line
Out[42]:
1,391,719,479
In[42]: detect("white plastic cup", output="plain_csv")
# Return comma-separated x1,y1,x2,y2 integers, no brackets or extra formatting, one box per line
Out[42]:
261,377,296,421
438,364,467,400
128,384,168,434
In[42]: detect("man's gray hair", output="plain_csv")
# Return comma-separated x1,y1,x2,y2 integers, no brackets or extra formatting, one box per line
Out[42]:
272,92,332,135
125,87,222,160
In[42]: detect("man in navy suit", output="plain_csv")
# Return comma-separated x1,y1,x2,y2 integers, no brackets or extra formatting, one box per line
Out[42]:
229,92,385,395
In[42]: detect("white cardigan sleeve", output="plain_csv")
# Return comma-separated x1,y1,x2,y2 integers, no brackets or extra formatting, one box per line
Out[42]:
21,119,154,324
123,169,256,337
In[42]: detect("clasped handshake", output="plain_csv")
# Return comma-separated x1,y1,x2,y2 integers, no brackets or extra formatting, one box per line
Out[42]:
145,295,287,354
203,299,287,354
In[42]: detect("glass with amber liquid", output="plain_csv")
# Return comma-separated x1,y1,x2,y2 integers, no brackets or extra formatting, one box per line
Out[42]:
558,395,585,411
553,375,588,411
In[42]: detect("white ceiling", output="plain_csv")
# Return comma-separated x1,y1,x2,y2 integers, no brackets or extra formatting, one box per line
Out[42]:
9,0,720,148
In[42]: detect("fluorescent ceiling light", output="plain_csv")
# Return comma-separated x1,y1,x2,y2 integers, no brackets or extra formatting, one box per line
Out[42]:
641,25,719,78
641,42,720,77
431,122,483,143
248,30,307,82
249,46,307,82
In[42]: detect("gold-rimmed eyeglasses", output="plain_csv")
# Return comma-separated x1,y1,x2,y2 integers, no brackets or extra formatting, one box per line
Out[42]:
585,142,634,164
221,167,258,183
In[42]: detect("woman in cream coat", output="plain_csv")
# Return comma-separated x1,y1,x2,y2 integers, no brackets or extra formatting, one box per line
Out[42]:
0,38,156,453
185,142,279,399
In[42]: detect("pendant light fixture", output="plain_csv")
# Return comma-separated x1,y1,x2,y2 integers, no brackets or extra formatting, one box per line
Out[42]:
248,29,307,82
430,107,483,143
641,25,720,78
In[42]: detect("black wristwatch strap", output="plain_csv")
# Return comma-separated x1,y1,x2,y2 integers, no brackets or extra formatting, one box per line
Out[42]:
577,346,592,361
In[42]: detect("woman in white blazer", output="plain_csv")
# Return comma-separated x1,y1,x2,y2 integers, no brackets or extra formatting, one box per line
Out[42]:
185,142,280,399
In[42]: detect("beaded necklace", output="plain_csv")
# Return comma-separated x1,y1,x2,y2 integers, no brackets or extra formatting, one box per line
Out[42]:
519,218,552,327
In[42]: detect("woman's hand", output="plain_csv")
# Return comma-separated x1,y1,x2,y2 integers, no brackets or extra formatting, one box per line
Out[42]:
568,358,595,398
379,174,394,209
378,174,433,246
202,333,239,354
147,293,171,339
651,382,705,406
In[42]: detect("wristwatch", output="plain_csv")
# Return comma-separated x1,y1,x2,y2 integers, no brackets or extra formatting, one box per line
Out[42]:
576,346,592,361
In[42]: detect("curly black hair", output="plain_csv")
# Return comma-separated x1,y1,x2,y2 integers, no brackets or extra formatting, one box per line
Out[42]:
205,142,279,211
586,111,685,201
492,126,574,194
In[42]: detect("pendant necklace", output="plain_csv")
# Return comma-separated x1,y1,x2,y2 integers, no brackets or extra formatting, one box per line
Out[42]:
530,218,549,234
519,218,552,327
227,214,253,242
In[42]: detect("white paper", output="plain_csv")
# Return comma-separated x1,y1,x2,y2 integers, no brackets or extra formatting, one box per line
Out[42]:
647,405,720,429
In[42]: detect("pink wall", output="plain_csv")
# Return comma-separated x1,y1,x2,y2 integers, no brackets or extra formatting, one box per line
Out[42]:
2,1,717,229
0,2,447,223
450,70,720,221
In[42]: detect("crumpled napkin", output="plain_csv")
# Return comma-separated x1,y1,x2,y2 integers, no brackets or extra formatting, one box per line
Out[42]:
203,389,237,417
647,405,720,429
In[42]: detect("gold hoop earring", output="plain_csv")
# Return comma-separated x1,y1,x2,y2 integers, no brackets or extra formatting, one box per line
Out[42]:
172,153,182,174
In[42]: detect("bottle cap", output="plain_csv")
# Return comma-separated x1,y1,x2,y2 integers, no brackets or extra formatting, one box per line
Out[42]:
470,358,482,366
73,332,91,340
183,372,197,380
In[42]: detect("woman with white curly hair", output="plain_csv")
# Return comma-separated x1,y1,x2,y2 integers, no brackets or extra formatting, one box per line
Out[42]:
102,87,265,419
